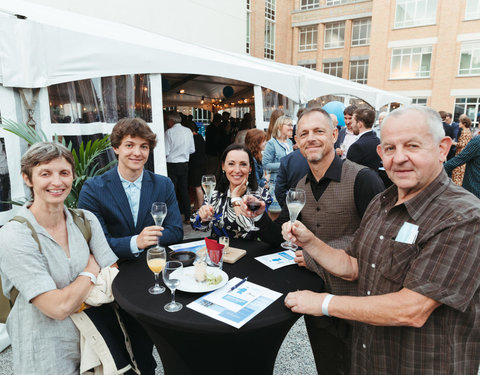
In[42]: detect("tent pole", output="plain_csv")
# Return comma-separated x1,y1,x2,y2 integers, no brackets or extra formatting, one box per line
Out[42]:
253,85,264,131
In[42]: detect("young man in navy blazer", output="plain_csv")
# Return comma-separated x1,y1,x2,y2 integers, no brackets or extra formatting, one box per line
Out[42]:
78,117,183,375
78,118,183,260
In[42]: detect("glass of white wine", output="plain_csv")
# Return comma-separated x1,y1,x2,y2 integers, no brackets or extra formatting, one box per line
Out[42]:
146,247,166,294
151,202,167,246
163,261,183,312
201,175,216,220
281,188,306,250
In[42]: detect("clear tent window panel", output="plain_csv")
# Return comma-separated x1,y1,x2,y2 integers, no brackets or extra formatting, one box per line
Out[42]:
262,88,295,122
48,74,152,124
0,137,11,212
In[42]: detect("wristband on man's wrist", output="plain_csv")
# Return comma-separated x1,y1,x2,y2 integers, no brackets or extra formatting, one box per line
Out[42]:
322,294,335,317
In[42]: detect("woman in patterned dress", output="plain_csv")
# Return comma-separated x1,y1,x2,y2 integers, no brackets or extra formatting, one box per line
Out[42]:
191,143,272,240
451,115,473,186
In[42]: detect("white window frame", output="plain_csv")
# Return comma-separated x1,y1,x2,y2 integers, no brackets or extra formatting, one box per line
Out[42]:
454,96,480,127
349,59,369,84
246,0,251,54
390,46,432,79
324,22,345,49
326,0,350,5
394,0,437,29
465,0,480,21
298,63,317,70
411,97,428,105
265,0,275,21
323,61,343,78
458,42,480,76
351,18,371,46
299,26,318,51
300,0,319,10
264,19,275,60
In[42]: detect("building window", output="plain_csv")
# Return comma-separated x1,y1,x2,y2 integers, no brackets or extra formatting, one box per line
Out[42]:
299,63,317,70
465,0,480,20
326,0,350,5
394,0,437,28
454,97,480,127
246,0,251,54
459,42,480,76
324,22,345,49
264,20,275,60
299,26,318,51
300,0,319,10
349,60,369,84
351,18,371,46
411,97,428,105
323,62,343,78
390,46,432,79
265,0,275,21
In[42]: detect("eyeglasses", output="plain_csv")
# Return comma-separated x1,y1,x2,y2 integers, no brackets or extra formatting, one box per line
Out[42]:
284,123,294,128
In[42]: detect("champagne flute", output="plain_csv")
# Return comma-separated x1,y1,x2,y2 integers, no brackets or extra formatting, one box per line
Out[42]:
163,261,183,312
151,202,167,246
281,188,306,250
245,189,262,231
201,175,216,220
146,247,166,294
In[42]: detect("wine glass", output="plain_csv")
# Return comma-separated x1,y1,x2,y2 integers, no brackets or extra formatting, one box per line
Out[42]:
245,189,263,231
163,261,183,312
151,202,167,246
146,247,166,294
281,188,306,250
201,175,216,220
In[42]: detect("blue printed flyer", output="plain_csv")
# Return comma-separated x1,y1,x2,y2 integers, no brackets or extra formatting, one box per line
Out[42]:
254,250,296,270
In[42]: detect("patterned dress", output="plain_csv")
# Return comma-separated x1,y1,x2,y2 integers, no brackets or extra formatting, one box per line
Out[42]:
191,187,272,240
451,128,472,186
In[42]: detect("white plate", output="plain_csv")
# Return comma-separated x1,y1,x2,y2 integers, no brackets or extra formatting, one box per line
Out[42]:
173,266,228,293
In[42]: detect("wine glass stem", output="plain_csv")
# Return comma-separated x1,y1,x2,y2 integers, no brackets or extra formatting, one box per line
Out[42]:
171,289,176,304
154,272,160,288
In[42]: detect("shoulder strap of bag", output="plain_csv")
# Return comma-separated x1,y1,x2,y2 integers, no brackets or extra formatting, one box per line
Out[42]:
68,208,92,244
6,209,92,308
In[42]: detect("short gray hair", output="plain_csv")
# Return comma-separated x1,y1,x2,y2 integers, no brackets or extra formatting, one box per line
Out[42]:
297,107,334,131
166,111,182,124
381,105,445,144
21,142,75,197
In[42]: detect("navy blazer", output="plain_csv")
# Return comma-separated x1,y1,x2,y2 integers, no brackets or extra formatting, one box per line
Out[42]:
274,149,309,208
346,131,381,172
334,127,347,150
78,167,183,259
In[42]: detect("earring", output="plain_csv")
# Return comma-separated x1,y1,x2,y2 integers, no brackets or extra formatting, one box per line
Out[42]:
222,170,225,174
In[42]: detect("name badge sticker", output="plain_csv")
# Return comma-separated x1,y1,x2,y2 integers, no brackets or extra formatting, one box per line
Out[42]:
395,222,419,244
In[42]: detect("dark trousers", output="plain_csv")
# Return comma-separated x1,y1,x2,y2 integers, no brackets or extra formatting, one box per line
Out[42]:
305,315,352,375
116,306,156,375
167,162,191,220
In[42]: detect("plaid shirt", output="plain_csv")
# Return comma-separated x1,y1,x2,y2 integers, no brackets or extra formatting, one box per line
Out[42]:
346,170,480,374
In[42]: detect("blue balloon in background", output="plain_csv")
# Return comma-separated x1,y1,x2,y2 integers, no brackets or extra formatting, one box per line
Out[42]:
322,101,346,127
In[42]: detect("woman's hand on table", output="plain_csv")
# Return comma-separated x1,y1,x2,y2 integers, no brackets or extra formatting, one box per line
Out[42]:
281,221,315,248
198,205,214,222
294,250,306,267
137,225,163,249
284,290,326,316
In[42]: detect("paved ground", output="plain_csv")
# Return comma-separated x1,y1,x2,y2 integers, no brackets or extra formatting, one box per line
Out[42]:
0,223,317,374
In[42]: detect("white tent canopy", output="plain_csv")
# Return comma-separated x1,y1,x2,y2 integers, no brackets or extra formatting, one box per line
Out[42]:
0,0,409,109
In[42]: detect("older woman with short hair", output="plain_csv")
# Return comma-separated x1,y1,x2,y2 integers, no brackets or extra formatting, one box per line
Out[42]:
0,142,118,374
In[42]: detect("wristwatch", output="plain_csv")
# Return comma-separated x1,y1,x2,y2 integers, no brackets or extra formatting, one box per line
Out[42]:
79,271,97,285
231,197,242,207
